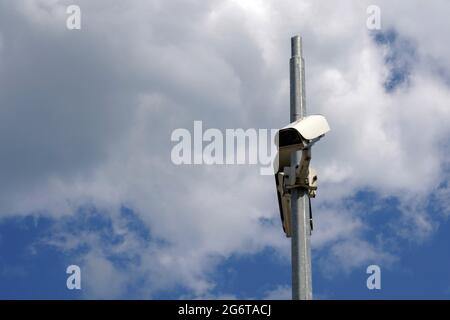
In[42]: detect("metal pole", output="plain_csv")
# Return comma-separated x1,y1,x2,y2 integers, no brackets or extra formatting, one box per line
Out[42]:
290,35,312,300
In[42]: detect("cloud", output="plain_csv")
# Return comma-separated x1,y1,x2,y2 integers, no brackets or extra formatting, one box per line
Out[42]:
0,0,449,298
318,239,396,277
263,285,291,300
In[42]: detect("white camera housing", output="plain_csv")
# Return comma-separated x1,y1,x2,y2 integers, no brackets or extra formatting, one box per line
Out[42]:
274,115,330,174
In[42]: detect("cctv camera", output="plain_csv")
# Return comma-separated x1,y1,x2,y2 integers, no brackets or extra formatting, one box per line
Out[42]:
274,114,330,237
275,115,330,152
273,115,330,175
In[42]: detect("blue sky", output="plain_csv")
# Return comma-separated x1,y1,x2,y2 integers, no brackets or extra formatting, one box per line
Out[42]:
1,1,450,299
1,189,450,299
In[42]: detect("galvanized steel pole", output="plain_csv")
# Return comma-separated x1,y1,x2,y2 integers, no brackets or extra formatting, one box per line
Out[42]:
290,35,312,300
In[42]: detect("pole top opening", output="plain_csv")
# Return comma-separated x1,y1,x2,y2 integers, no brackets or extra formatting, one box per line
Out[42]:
291,35,303,57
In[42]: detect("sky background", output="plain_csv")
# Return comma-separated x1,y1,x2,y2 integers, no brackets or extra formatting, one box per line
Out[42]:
1,0,450,299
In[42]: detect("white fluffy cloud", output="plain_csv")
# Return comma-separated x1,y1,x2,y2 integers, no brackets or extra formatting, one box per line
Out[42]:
1,0,449,298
